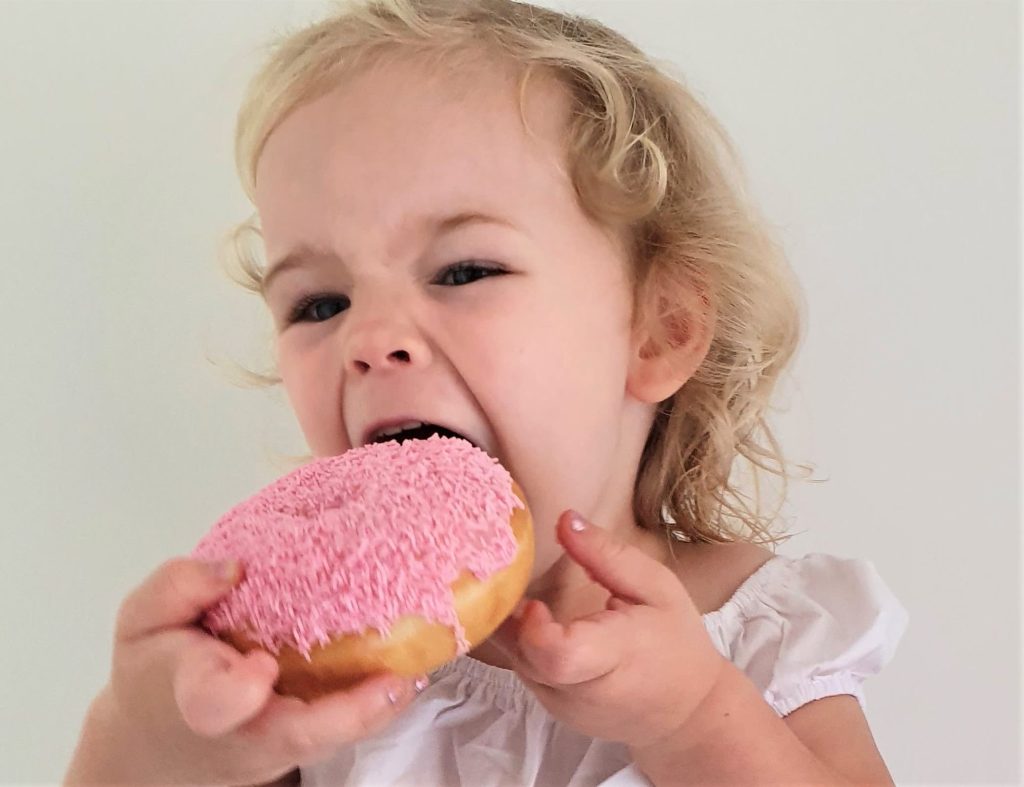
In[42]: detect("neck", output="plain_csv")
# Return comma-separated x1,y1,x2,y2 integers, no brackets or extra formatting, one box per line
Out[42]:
471,408,663,670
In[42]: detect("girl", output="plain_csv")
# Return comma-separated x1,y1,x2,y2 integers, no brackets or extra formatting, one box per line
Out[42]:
65,1,908,785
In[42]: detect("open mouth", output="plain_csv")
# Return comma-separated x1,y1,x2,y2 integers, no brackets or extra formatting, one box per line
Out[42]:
370,422,476,448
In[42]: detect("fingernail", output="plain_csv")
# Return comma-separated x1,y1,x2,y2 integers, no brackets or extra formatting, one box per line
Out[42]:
568,510,588,532
387,687,402,705
415,676,430,693
208,559,240,583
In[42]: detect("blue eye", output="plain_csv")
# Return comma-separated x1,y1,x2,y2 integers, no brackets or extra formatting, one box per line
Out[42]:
287,294,350,324
285,261,504,325
435,260,504,286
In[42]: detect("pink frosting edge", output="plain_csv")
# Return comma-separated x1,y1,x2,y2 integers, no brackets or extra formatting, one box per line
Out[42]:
191,436,525,660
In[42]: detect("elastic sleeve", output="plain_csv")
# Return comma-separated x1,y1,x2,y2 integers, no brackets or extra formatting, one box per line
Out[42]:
712,553,909,718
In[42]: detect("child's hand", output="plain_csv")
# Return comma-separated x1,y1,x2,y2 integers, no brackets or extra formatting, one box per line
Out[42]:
65,557,422,786
491,510,728,749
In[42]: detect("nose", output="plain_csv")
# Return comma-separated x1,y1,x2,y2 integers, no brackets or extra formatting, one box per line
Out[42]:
343,309,432,376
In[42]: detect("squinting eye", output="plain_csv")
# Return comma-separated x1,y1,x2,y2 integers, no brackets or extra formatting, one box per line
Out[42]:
285,261,503,326
435,261,505,286
287,294,350,324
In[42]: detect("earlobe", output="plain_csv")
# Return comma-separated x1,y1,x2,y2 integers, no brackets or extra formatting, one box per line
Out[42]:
626,288,715,404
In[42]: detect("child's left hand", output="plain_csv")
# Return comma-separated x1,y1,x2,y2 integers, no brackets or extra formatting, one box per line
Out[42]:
491,509,728,749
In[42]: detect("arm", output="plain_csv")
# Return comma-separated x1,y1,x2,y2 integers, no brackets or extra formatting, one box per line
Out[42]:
630,661,895,786
64,689,152,785
66,691,301,787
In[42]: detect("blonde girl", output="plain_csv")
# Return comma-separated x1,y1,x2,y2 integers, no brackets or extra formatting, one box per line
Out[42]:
66,2,908,784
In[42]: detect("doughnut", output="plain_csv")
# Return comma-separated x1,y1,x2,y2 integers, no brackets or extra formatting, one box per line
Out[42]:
191,434,533,701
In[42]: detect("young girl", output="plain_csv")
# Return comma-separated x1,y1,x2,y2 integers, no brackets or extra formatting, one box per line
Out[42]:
65,1,909,784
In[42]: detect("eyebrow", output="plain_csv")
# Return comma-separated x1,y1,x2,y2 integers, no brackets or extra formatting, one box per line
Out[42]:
260,211,516,299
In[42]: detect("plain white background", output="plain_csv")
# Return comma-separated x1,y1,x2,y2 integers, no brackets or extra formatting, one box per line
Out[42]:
0,0,1018,784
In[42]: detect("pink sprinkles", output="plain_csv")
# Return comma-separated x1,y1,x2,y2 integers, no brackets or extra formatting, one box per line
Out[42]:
192,435,523,661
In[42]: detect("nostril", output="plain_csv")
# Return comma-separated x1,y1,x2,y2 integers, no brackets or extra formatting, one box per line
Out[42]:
353,350,409,373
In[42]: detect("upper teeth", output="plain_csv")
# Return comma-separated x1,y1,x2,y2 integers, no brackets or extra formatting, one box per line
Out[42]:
371,421,425,442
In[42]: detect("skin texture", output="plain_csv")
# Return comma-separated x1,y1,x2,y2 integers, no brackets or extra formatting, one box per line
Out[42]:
256,55,710,624
63,558,427,787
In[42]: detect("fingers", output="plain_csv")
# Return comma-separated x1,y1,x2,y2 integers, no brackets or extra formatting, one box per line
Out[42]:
489,510,690,689
116,557,242,642
174,630,427,749
238,673,426,760
174,636,280,737
557,511,681,610
495,599,628,687
109,553,431,778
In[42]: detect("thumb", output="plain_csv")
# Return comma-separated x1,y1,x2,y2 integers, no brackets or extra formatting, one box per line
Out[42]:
116,557,243,642
174,638,280,737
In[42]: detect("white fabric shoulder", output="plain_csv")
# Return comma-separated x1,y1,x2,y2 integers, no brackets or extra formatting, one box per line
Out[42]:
701,552,909,717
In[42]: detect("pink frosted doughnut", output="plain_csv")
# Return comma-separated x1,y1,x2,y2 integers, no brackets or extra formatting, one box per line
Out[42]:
191,434,533,700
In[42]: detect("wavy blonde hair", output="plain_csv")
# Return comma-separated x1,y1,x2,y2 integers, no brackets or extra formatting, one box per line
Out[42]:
216,0,813,548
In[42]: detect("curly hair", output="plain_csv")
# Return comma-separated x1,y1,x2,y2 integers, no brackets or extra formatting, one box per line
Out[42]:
215,0,813,548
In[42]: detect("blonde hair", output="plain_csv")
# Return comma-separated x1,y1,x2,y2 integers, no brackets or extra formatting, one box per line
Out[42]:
218,0,813,548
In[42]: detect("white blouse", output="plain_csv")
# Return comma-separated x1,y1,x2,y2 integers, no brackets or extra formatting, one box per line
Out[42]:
302,553,909,787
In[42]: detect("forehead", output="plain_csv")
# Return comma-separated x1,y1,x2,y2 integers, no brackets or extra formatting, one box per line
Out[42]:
253,55,576,258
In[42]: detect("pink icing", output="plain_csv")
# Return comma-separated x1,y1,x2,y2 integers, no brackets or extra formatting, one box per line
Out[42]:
191,435,523,661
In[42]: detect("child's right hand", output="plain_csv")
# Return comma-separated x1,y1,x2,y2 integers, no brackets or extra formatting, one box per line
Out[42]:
65,557,423,786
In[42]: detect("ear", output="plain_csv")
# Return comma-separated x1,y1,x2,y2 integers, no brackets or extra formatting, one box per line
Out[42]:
626,282,715,404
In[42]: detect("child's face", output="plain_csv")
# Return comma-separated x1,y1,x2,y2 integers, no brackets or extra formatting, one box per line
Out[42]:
255,55,657,577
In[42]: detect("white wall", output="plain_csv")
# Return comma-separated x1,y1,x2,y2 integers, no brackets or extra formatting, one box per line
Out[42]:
1,1,1018,784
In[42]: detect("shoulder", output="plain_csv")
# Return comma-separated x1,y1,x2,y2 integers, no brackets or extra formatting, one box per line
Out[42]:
669,540,776,616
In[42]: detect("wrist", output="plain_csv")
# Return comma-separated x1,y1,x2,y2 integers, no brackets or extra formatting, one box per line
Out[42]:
629,661,842,786
627,657,745,781
64,687,153,785
667,655,744,751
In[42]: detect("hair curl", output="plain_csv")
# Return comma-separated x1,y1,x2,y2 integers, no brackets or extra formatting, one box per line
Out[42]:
215,0,813,548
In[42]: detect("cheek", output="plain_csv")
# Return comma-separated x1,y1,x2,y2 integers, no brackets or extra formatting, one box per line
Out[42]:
276,339,342,456
481,296,631,538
